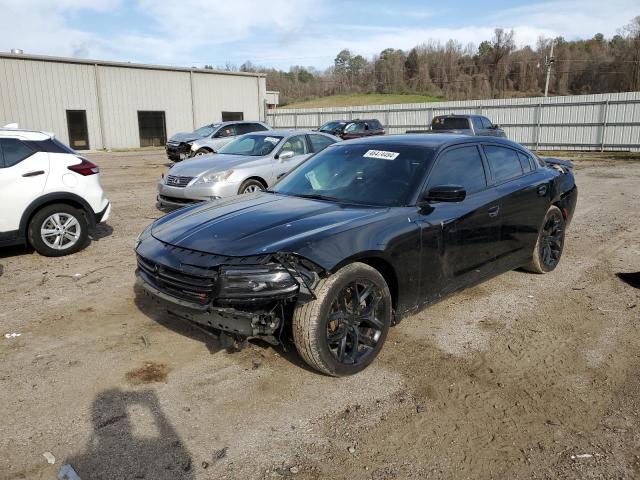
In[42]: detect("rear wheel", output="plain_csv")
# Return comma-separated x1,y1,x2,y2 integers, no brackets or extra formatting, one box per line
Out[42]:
28,204,89,257
238,179,265,194
292,262,392,376
525,205,565,273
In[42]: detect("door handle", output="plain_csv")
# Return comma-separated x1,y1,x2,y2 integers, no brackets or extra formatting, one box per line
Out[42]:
22,170,45,177
488,205,500,217
537,185,548,196
277,172,287,179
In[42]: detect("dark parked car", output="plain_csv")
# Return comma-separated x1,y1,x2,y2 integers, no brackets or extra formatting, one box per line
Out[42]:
408,114,506,137
319,119,384,139
136,135,577,376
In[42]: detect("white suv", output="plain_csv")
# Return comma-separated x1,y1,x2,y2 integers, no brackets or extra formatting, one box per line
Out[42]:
0,127,110,256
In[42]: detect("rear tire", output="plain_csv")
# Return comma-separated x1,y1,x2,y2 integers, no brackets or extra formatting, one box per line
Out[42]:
524,205,565,274
292,262,392,376
28,204,89,257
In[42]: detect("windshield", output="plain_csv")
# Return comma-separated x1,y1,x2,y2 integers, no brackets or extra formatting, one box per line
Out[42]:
319,121,346,132
272,144,435,207
218,134,284,156
431,117,470,130
194,124,219,137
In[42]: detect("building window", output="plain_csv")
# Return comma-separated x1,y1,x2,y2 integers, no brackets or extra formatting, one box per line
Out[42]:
222,111,244,122
66,110,90,150
138,111,166,147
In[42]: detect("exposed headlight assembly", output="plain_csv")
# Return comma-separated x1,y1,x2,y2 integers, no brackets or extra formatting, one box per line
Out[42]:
196,169,233,184
218,264,298,299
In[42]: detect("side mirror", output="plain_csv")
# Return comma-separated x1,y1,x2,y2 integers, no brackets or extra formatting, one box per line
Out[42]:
278,150,294,161
423,185,466,203
492,124,499,129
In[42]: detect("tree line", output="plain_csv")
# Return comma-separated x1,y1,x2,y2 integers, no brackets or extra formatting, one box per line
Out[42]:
235,17,640,105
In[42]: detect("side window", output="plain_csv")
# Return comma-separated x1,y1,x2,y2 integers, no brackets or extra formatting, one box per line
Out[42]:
517,151,533,172
471,117,484,131
251,123,268,132
481,117,494,129
0,138,35,168
428,145,487,195
236,124,255,135
345,122,365,133
373,120,384,130
216,125,237,138
308,134,335,153
484,145,523,182
281,135,308,156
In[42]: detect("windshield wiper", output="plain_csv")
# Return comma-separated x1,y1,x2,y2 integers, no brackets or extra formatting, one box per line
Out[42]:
293,193,342,202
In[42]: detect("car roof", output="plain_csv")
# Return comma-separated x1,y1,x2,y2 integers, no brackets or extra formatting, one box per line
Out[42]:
244,129,329,136
216,120,268,126
0,127,53,141
338,133,525,151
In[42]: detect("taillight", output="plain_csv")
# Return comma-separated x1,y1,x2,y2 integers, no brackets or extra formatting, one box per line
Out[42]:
68,157,99,176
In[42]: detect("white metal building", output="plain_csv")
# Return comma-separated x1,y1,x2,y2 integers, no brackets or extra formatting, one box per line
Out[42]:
0,53,267,150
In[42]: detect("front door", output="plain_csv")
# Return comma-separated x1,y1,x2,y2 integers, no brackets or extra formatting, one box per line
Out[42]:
0,139,49,233
417,144,502,302
274,135,312,180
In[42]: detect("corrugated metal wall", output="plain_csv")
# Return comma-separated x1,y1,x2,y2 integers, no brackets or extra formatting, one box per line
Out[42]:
0,57,102,148
267,92,640,151
0,55,266,150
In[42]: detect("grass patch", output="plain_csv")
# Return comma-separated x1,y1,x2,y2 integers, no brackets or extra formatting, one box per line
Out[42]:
281,93,443,109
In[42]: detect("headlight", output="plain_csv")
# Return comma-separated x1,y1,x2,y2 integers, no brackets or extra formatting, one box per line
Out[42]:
218,264,298,298
195,169,234,184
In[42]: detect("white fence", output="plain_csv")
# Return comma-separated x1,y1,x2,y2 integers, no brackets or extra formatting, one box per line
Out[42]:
266,91,640,152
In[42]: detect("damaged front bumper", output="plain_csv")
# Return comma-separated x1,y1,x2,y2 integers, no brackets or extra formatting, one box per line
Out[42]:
135,244,321,339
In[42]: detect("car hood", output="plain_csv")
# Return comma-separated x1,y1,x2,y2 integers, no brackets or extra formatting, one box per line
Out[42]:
151,193,386,257
168,132,203,143
167,153,261,177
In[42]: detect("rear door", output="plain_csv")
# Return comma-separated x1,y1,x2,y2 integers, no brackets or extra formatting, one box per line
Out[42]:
0,138,49,232
482,144,549,270
418,144,502,301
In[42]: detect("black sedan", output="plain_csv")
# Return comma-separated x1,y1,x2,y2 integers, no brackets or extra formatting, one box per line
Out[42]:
135,135,577,376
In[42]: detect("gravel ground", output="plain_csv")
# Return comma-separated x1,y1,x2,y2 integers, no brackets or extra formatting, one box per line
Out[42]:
0,150,639,480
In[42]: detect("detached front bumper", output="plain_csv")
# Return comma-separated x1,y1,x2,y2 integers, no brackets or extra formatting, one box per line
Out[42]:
156,179,240,210
165,143,191,161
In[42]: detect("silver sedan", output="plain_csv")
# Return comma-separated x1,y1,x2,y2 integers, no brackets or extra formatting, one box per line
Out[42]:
157,130,339,210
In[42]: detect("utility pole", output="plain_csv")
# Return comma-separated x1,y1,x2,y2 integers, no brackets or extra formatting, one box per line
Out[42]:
544,41,555,97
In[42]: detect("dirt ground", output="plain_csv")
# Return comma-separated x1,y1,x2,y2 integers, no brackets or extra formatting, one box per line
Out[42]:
1,150,639,480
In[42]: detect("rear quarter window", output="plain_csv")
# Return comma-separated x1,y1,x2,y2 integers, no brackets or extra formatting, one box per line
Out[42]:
0,138,36,167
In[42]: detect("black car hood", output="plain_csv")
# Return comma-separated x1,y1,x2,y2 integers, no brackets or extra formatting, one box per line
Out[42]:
151,193,386,257
169,132,203,143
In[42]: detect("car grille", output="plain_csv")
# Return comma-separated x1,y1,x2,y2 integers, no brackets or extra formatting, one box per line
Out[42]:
165,175,193,187
137,254,217,306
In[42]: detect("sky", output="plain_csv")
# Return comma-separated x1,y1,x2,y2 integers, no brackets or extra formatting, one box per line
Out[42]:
1,0,638,70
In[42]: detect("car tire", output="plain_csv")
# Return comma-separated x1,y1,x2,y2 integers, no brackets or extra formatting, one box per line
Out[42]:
292,262,392,376
238,179,265,194
28,204,89,257
524,205,565,274
194,148,212,156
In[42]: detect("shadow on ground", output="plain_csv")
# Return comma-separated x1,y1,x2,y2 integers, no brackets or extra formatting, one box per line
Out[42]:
66,388,194,479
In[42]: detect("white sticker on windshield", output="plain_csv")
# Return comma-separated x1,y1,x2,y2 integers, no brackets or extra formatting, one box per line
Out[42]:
363,149,400,160
264,136,281,144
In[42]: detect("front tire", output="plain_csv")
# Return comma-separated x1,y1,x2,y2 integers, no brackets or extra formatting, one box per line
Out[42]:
238,179,265,194
524,205,565,273
292,262,392,376
194,148,212,157
28,204,89,257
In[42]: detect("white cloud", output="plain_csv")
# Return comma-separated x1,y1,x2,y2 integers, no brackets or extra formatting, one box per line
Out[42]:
0,0,636,69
